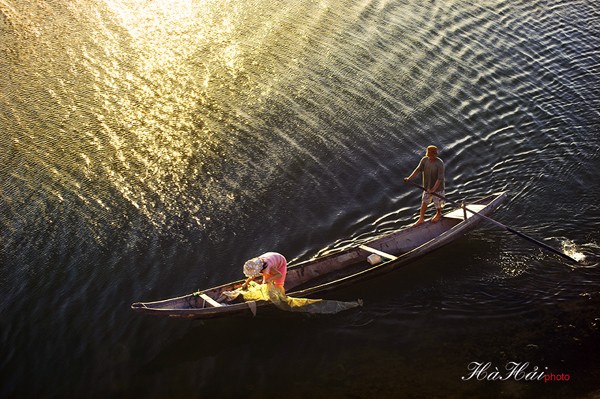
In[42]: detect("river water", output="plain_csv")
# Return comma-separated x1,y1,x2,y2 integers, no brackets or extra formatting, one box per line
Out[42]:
1,0,599,397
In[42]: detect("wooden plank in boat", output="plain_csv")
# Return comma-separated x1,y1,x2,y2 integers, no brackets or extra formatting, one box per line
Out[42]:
444,204,486,220
358,245,398,260
200,293,222,307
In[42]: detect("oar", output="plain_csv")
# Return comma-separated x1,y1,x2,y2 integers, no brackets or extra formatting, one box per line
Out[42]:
405,181,579,263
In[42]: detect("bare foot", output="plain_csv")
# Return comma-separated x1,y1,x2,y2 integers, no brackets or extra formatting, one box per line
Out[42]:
431,213,442,223
413,219,424,226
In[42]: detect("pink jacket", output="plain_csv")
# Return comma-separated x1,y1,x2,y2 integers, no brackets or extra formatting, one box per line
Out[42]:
259,252,287,287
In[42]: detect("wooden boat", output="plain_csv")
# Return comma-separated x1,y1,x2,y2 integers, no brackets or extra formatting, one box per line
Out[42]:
131,191,507,319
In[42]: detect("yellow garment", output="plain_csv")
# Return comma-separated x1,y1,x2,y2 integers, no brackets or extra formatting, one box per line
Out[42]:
240,282,362,315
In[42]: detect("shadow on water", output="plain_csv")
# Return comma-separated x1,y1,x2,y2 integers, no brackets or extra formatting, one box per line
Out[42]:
134,281,600,399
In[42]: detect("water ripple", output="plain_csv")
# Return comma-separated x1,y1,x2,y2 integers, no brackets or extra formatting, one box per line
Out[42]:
2,0,600,397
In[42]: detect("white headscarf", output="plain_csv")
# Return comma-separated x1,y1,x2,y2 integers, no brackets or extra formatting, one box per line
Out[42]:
243,257,264,278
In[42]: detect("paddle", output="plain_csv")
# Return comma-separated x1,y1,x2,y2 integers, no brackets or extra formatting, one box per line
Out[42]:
405,180,579,263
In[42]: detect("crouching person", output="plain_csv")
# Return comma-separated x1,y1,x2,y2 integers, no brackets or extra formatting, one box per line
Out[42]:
241,252,287,294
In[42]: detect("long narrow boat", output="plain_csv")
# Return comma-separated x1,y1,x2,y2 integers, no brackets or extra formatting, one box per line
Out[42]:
132,191,507,319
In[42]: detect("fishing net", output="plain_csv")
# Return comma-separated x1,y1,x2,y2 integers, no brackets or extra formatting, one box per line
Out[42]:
222,282,362,315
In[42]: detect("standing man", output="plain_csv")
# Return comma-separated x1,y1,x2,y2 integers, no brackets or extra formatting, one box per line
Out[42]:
404,145,445,225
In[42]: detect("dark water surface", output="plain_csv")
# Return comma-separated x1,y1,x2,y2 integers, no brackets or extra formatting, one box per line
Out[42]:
1,0,599,397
